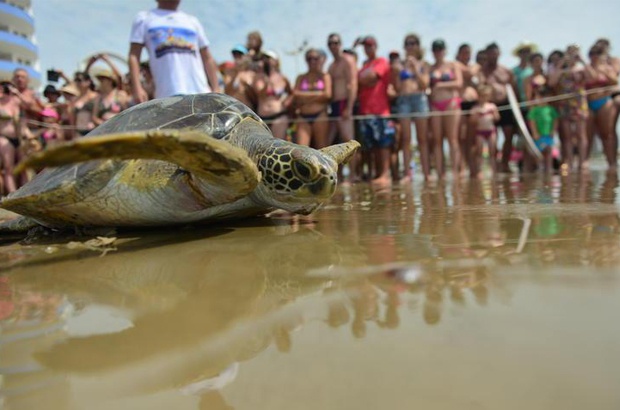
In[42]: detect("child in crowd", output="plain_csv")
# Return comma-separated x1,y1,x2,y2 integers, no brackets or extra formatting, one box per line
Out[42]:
34,107,64,147
469,85,499,178
527,87,559,174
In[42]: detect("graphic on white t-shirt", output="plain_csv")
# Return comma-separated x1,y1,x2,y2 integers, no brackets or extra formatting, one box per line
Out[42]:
148,26,198,58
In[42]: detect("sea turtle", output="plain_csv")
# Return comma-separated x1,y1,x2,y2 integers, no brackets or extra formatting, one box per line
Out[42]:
0,93,359,233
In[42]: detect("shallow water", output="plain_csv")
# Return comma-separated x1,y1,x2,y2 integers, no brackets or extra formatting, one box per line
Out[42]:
1,171,619,410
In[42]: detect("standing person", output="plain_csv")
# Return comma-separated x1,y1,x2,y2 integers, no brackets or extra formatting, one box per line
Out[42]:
224,46,257,110
584,44,618,172
548,45,589,171
482,43,517,173
11,68,44,127
512,42,536,103
392,33,431,182
327,33,359,182
128,0,220,103
524,52,546,102
455,43,479,175
246,31,264,61
292,48,332,148
92,70,130,126
429,39,463,179
72,72,99,137
356,35,395,185
0,81,22,193
527,87,559,174
252,50,293,140
596,39,620,146
469,85,500,178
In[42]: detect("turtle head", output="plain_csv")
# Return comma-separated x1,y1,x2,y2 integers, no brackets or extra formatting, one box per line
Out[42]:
252,140,360,214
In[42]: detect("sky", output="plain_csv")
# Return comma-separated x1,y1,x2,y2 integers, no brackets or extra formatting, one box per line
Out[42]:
33,0,620,87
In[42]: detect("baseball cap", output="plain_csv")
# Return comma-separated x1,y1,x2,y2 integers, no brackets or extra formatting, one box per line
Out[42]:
231,44,248,55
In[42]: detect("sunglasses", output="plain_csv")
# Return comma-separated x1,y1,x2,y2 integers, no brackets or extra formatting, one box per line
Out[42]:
405,41,419,46
328,41,340,46
74,78,85,82
307,56,320,62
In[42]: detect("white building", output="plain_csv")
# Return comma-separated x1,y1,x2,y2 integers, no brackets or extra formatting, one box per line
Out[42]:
0,0,40,88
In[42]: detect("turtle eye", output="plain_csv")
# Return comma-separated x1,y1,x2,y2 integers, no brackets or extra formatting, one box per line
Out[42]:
292,160,314,182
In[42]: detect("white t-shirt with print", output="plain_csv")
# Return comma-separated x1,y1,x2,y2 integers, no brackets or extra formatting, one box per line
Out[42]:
130,8,211,98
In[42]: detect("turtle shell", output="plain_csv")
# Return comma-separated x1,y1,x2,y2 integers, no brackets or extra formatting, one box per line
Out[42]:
89,93,266,138
8,94,266,201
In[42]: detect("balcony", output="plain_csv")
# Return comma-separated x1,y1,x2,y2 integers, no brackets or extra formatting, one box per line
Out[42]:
0,2,34,36
0,30,37,62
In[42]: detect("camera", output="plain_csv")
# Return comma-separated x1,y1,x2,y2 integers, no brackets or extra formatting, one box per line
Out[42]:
1,82,11,94
47,69,60,82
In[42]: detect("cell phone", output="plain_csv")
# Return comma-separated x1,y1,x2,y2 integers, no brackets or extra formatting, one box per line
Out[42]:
47,69,60,82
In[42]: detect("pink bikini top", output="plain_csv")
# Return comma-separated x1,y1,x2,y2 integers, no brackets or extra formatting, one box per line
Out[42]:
300,77,325,91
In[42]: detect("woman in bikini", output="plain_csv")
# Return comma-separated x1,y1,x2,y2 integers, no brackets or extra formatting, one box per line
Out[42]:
469,85,500,177
0,82,22,193
252,51,293,140
292,48,332,148
585,44,618,172
456,44,481,176
548,45,590,171
429,39,463,179
71,72,99,137
392,33,431,181
524,53,547,102
92,70,129,127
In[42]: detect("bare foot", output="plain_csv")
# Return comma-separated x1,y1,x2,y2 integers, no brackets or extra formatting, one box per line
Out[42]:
371,176,392,187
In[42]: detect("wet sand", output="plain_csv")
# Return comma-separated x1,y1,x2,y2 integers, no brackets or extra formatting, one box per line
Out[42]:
1,171,619,409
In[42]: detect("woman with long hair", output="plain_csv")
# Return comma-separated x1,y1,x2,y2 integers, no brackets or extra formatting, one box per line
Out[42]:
392,33,431,181
429,39,463,179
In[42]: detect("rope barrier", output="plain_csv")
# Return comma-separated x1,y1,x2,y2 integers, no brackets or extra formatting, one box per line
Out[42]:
22,84,620,130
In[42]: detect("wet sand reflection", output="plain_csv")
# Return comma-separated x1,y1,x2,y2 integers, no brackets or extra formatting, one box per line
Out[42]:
1,171,620,409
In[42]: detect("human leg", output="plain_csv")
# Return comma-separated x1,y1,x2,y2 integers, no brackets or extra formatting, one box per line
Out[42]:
0,137,17,193
311,113,329,149
270,115,290,140
399,117,412,181
445,110,462,177
295,120,312,146
414,117,430,180
595,100,617,171
430,115,444,179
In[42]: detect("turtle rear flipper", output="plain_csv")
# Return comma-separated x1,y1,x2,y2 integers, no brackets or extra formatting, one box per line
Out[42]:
16,129,260,195
0,215,40,233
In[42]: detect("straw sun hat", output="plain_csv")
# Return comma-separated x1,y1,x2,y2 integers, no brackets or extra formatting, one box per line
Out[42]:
512,40,538,56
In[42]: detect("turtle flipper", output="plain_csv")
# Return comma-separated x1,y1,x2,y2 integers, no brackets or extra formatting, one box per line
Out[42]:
0,215,40,233
16,129,260,193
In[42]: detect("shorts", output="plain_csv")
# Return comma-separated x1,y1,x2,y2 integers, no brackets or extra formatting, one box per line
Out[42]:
535,135,554,151
329,99,347,118
496,100,516,126
395,93,429,116
460,100,477,112
359,117,396,149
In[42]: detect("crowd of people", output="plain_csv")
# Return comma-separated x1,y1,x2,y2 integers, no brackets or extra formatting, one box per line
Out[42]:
1,0,620,195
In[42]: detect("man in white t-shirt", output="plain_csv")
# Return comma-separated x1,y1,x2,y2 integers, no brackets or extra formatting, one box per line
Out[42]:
128,0,220,102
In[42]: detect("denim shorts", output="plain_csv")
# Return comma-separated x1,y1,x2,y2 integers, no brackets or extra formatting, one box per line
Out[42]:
359,117,396,149
395,93,429,116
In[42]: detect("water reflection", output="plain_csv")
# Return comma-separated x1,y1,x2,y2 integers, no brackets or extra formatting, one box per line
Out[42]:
0,171,619,408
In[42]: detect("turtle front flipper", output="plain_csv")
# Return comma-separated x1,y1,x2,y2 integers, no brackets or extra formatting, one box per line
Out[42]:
17,129,260,194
